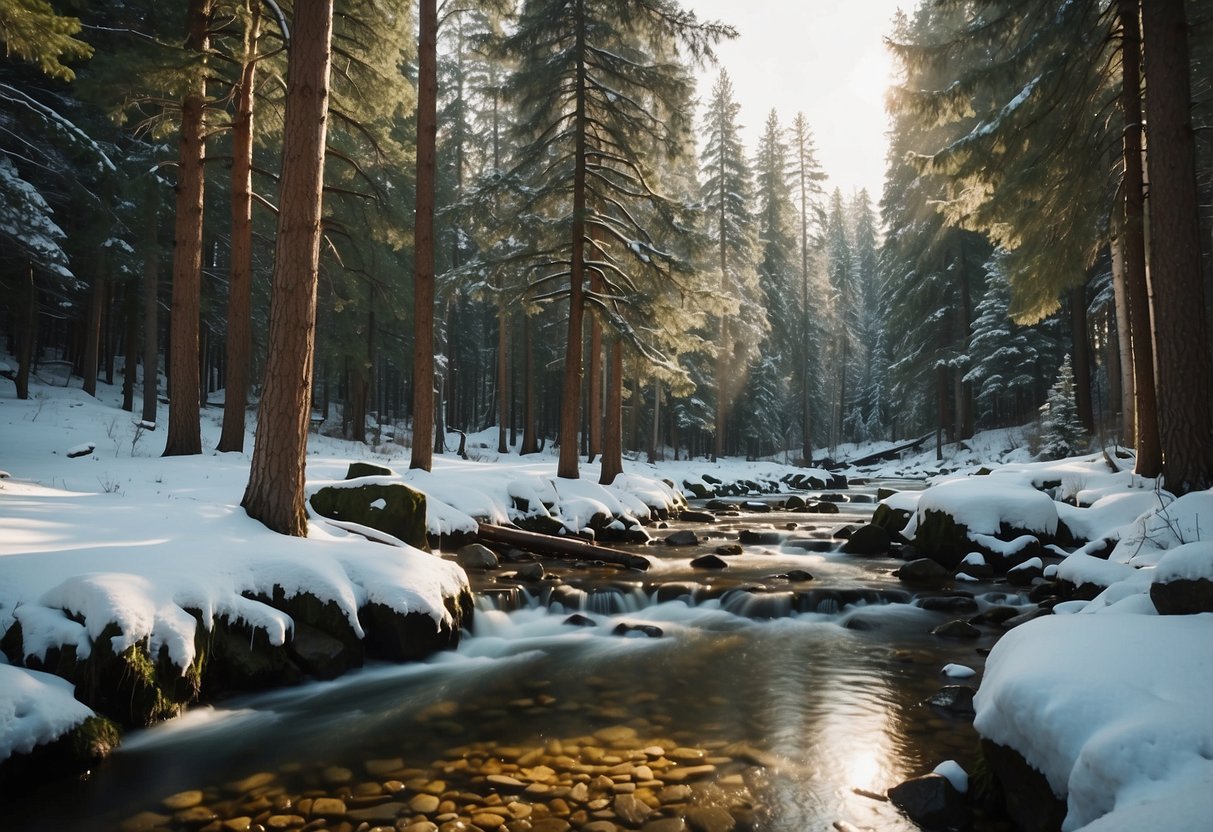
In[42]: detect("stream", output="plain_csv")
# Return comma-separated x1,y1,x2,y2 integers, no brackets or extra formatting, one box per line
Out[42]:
8,479,1025,832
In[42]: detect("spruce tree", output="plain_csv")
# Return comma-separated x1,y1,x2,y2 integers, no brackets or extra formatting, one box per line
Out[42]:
1039,355,1086,460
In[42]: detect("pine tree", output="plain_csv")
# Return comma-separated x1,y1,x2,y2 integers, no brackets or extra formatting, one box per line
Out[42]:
502,0,731,479
242,0,335,535
1039,355,1086,460
789,112,827,460
699,69,759,460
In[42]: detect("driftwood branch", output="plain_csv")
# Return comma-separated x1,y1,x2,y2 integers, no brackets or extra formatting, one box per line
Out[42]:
477,523,651,571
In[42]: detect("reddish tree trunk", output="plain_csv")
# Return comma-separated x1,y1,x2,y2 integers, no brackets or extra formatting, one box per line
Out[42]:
164,0,211,455
409,0,437,471
599,337,623,484
242,0,334,535
1119,0,1161,476
219,1,262,453
1141,0,1213,492
141,190,160,427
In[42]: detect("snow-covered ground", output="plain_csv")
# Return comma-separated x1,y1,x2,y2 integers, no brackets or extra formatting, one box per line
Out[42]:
888,454,1213,831
0,370,826,766
3,371,1211,832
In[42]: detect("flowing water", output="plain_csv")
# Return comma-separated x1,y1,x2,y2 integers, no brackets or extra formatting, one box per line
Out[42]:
8,480,1025,831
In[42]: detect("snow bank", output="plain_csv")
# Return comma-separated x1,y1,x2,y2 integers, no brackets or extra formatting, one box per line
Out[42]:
974,614,1213,831
904,477,1058,538
0,665,95,760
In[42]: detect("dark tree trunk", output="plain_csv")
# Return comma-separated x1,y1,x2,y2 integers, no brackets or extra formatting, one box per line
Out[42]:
82,269,105,398
1110,235,1135,445
1070,284,1094,432
1121,0,1162,476
219,0,261,453
1141,0,1213,492
599,338,623,484
587,229,604,463
122,279,139,412
242,0,334,535
557,3,587,480
520,313,539,454
15,264,36,400
410,0,437,471
164,0,212,456
141,191,160,426
497,285,509,454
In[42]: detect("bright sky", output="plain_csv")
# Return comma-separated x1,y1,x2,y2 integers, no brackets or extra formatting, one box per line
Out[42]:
687,1,907,201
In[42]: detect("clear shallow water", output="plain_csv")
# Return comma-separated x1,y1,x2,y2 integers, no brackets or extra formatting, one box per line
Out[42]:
8,483,1019,831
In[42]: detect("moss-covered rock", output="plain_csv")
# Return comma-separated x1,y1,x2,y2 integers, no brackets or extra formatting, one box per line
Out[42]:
358,588,473,662
345,461,394,479
309,481,428,551
0,714,121,792
871,503,912,537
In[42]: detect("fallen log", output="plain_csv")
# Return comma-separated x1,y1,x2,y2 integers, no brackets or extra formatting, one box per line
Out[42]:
476,522,651,571
842,433,933,467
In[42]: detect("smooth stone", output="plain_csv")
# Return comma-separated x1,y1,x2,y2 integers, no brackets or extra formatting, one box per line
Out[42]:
563,613,597,627
348,802,408,823
690,554,729,570
658,785,692,804
668,747,706,764
174,805,218,825
664,530,699,546
227,772,276,793
310,797,348,816
455,543,499,570
507,801,533,820
714,544,743,556
487,774,526,789
660,765,716,782
642,820,688,832
530,819,572,832
931,619,982,639
614,794,653,825
595,725,638,743
162,790,205,811
265,815,305,829
120,812,172,832
410,794,442,814
686,807,736,832
401,823,440,832
473,812,507,829
582,822,621,832
221,819,252,832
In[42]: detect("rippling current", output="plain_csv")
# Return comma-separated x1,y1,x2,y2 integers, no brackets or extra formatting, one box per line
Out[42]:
9,482,1021,831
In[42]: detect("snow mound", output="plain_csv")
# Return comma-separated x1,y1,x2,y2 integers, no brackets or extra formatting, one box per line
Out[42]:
0,665,95,760
906,477,1058,538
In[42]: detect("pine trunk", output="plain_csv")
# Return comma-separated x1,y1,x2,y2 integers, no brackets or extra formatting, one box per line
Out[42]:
556,4,587,481
241,0,334,535
219,2,261,453
599,337,623,484
82,269,104,398
1141,0,1213,492
587,273,603,463
1110,235,1135,445
1070,284,1094,433
1120,0,1162,476
122,280,138,412
409,0,438,471
521,314,539,454
15,264,36,400
164,0,211,455
497,284,509,454
141,194,160,427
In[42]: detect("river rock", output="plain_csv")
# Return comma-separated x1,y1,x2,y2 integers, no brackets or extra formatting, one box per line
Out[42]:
530,820,572,832
926,685,976,715
686,806,736,832
783,495,808,510
516,562,546,582
643,820,688,832
887,773,970,830
613,623,663,638
265,815,305,829
346,461,393,479
289,620,356,680
563,613,597,627
162,790,205,811
665,530,699,546
1002,606,1052,628
309,481,428,550
807,501,840,514
931,619,981,639
896,558,950,587
614,794,653,825
679,510,717,523
349,801,407,823
174,805,218,825
715,544,743,556
738,529,780,545
1151,577,1213,614
310,797,348,816
456,543,499,570
742,501,772,513
918,594,979,614
690,554,729,570
841,523,891,555
784,569,814,582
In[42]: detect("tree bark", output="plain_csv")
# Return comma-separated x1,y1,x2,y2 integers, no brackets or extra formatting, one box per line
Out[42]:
556,1,587,480
15,264,36,400
141,190,160,427
164,0,211,455
1110,235,1135,445
599,337,623,484
242,0,334,535
219,0,262,453
1120,0,1162,476
1141,0,1213,492
496,281,509,454
121,278,139,412
409,0,437,471
1070,284,1094,432
82,268,104,398
520,313,539,454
